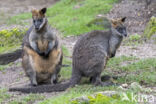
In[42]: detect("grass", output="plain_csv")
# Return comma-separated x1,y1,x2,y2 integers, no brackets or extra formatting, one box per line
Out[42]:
47,0,117,36
60,46,72,80
9,94,45,104
39,54,156,104
62,45,71,56
7,13,31,25
7,0,118,37
40,85,118,104
0,88,44,104
104,56,156,86
0,88,11,103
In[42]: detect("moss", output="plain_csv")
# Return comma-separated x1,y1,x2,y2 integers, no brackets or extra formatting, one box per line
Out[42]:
87,17,111,30
144,16,156,39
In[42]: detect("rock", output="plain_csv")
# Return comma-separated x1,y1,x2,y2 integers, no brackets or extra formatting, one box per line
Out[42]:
122,83,128,88
117,86,127,91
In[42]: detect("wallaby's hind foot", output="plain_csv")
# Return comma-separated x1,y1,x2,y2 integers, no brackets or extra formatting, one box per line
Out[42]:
92,75,103,86
51,74,57,85
69,70,82,87
92,75,114,86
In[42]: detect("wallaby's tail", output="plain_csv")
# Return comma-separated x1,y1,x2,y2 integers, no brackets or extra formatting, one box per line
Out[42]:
0,49,22,65
9,82,70,93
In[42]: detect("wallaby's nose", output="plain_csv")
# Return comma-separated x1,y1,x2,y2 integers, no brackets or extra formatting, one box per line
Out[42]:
124,33,127,37
34,21,40,30
35,27,39,30
123,30,127,37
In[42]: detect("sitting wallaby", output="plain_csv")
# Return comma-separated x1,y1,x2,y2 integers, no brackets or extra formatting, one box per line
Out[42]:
23,7,63,86
9,17,127,93
1,7,62,86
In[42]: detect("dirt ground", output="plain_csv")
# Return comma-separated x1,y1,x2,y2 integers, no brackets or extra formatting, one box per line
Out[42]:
0,0,156,103
0,0,59,15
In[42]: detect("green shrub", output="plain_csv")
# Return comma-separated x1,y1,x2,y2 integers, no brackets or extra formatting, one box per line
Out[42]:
144,16,156,39
0,28,27,53
129,34,141,41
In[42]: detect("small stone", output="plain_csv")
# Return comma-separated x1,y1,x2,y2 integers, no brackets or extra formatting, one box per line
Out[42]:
71,96,90,104
122,83,128,88
117,86,127,91
95,91,117,97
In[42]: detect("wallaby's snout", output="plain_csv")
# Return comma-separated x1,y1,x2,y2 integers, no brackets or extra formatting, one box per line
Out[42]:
121,27,127,37
33,19,43,30
111,17,127,37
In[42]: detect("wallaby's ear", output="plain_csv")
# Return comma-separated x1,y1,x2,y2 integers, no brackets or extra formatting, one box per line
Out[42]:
121,17,126,22
31,9,38,17
40,7,47,14
31,9,36,14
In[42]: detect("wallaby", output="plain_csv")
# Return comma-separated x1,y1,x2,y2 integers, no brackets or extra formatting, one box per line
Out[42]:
23,7,63,86
9,17,127,93
0,7,62,87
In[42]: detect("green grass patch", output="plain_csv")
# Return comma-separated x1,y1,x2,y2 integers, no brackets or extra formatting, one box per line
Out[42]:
47,0,118,36
40,85,117,104
62,45,71,56
9,94,45,104
103,56,156,86
61,46,72,80
0,88,11,103
7,13,31,25
123,34,143,46
9,0,118,37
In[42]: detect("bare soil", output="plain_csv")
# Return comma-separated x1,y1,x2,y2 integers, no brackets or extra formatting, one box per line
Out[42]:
0,0,156,103
0,0,59,15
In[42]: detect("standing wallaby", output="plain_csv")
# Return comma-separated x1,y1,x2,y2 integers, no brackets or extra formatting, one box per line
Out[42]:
9,17,127,93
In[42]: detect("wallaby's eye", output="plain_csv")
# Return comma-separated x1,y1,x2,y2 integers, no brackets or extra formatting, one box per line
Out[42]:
116,27,123,33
